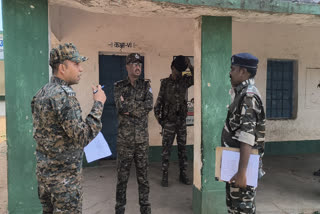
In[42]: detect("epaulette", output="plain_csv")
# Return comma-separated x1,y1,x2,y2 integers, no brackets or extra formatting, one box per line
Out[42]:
61,85,76,97
160,77,170,82
246,85,259,97
114,79,126,86
145,79,151,83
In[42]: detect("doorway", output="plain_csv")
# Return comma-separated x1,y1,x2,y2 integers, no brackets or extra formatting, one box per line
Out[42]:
98,54,144,159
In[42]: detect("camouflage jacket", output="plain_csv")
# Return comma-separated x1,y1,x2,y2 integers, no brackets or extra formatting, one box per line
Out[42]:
31,76,104,176
154,71,193,125
221,79,266,155
114,78,153,144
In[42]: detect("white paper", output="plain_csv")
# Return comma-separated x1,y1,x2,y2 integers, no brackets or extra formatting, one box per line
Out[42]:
84,132,112,163
220,150,259,188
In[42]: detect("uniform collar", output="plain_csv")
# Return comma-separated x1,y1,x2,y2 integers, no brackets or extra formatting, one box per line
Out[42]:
51,76,69,86
234,78,255,94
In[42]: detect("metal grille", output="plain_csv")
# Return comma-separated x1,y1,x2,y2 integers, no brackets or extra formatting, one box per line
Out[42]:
266,60,294,119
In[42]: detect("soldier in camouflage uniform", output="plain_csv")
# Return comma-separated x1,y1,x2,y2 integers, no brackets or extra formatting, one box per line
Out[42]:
31,43,106,214
221,53,266,214
114,53,153,214
154,55,193,187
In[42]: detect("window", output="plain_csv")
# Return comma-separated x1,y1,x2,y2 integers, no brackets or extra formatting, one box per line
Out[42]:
266,60,297,119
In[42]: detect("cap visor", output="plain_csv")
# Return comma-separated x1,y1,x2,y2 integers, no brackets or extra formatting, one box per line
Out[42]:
132,59,142,63
72,56,88,63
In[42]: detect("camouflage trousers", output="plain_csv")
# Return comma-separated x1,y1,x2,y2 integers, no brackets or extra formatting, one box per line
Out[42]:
161,121,188,173
37,171,83,214
115,141,151,214
226,182,256,214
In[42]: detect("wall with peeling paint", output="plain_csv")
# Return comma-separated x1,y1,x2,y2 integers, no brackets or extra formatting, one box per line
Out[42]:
49,5,195,147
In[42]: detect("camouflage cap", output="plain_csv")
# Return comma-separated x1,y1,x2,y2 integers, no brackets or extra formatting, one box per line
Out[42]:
126,53,143,64
49,43,88,67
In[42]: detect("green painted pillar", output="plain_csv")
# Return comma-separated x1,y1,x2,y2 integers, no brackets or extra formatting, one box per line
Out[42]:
192,16,232,214
3,0,48,213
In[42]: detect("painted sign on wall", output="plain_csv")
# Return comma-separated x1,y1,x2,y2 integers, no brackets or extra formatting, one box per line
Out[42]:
108,42,136,49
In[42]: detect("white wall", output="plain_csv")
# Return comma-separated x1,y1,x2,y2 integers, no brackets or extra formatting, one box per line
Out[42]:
49,6,194,146
233,22,320,142
50,5,320,146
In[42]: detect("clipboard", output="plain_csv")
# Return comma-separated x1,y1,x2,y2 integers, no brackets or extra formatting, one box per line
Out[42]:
215,146,259,182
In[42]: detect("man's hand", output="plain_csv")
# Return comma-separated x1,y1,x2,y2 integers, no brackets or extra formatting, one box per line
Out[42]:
230,171,247,189
229,142,252,189
92,85,106,104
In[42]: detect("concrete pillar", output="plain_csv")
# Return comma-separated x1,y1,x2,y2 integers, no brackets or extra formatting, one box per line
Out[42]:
193,16,232,214
3,0,48,213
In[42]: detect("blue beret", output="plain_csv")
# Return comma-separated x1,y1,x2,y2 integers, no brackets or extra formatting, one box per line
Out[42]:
231,53,259,69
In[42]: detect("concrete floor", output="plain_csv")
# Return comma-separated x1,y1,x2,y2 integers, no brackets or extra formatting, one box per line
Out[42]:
256,154,320,214
83,161,193,214
1,144,320,214
83,154,320,214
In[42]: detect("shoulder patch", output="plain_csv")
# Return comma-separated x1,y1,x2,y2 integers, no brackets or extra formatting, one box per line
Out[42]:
247,85,254,93
114,79,126,86
246,84,262,98
61,85,76,97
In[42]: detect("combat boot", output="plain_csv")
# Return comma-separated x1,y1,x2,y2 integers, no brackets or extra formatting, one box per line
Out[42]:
161,170,168,187
179,171,191,185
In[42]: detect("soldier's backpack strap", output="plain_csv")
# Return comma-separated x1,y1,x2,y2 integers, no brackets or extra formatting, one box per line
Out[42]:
61,85,76,97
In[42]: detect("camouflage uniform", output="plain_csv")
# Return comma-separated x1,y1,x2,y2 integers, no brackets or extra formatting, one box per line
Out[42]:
31,76,104,213
221,78,266,214
154,70,193,176
114,77,153,214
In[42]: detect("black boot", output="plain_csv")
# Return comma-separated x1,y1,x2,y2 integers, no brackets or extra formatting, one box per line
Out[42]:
179,171,191,185
161,170,168,187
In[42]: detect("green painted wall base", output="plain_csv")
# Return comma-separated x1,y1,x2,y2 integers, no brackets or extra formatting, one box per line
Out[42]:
192,185,227,214
265,140,320,156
